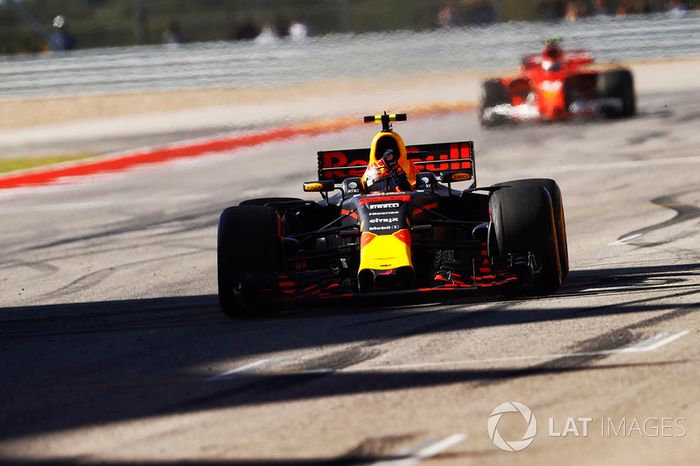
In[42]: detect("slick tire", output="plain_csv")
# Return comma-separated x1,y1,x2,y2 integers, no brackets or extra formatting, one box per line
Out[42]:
479,79,511,127
563,76,577,111
217,205,283,318
492,179,568,281
598,69,636,118
490,185,562,294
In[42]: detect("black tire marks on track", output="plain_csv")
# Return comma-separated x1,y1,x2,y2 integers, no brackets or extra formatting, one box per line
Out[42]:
616,188,700,244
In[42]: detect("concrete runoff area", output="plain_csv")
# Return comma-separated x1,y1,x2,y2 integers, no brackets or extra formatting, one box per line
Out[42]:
0,62,699,464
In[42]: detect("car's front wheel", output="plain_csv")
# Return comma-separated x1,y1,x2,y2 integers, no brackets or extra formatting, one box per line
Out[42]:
218,205,283,318
492,179,568,281
489,185,562,294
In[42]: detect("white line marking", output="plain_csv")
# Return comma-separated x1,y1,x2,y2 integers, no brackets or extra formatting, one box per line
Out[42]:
617,332,671,352
209,333,690,380
369,433,468,466
206,358,272,381
295,368,336,375
619,330,690,352
609,233,645,246
340,331,690,372
411,433,468,460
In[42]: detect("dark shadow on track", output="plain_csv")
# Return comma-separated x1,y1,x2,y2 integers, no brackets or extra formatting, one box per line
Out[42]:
0,458,381,466
0,362,691,465
0,263,698,444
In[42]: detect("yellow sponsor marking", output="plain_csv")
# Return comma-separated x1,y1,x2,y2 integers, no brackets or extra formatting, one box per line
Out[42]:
304,182,325,191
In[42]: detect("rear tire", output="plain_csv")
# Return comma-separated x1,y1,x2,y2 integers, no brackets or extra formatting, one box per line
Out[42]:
218,205,283,318
492,179,568,281
598,69,636,118
490,185,562,294
480,79,511,127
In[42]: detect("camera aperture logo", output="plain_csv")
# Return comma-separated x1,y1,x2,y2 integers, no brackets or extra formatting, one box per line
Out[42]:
488,402,687,452
488,401,538,452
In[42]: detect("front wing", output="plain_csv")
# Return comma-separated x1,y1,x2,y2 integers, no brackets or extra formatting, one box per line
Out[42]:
482,97,624,123
248,257,517,304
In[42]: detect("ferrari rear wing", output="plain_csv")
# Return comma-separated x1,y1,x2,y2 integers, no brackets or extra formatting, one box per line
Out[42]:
317,141,475,185
522,50,594,68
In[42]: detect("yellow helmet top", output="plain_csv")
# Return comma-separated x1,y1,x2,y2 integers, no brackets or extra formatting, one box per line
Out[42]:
361,113,418,190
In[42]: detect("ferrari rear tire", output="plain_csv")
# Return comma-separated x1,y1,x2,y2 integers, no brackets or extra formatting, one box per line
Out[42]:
218,205,283,318
490,185,562,294
492,179,568,281
598,69,636,118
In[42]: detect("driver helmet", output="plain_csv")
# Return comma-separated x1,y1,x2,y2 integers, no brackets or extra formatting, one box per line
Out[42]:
362,149,411,193
542,38,563,70
543,38,563,60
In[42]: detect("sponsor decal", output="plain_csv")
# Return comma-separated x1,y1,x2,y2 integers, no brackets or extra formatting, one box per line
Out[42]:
369,211,399,216
369,217,400,224
319,142,473,181
451,172,471,181
409,142,473,172
433,249,455,269
319,150,368,180
358,195,410,234
540,80,563,92
304,182,324,191
368,202,400,210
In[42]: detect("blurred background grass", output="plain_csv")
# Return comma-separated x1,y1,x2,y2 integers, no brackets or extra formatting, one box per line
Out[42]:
0,154,95,172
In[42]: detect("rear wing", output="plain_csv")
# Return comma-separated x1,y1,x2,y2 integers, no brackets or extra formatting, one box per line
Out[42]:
317,141,475,185
522,50,594,68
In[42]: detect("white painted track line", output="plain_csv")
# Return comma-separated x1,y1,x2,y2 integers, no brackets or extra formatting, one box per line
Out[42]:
341,331,691,373
619,330,690,352
369,433,468,466
609,233,645,246
206,358,272,382
202,332,690,380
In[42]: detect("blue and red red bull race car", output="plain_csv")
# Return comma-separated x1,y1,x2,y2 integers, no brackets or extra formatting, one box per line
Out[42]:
217,113,569,317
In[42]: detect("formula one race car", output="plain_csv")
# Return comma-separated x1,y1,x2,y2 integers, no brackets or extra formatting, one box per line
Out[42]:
480,39,636,125
218,113,568,317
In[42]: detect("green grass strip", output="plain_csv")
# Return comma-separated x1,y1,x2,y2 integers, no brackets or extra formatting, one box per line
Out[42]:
0,154,96,174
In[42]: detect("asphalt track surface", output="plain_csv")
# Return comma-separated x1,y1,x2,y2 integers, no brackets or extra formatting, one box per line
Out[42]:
1,89,699,465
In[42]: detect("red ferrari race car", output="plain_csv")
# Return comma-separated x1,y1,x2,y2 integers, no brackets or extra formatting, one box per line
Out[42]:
217,113,569,318
479,39,636,126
